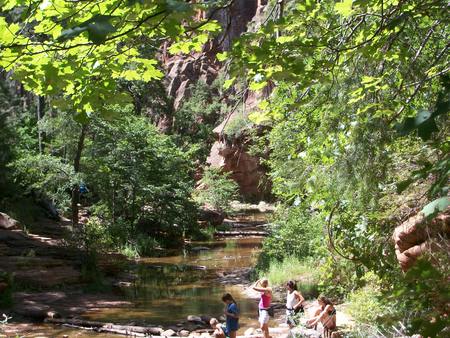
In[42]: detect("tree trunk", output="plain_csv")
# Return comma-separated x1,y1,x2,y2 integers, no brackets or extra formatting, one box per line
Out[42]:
71,124,88,226
36,95,45,154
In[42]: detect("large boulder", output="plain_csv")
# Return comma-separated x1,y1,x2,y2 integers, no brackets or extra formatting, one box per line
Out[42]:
393,208,450,271
0,212,20,230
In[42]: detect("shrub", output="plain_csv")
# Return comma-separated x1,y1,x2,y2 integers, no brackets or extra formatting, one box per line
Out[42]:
262,206,323,262
190,225,216,241
258,256,320,298
224,114,252,139
346,284,385,324
194,167,239,213
318,256,366,299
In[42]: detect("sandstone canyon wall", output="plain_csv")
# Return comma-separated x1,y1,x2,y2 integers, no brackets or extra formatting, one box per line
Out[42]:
162,0,272,201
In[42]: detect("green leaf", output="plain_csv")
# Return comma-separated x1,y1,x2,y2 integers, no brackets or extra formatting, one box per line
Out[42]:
223,77,235,90
73,111,89,124
197,21,221,32
396,178,414,193
276,35,295,44
216,52,228,62
165,0,191,13
58,15,116,44
249,80,267,91
86,16,117,44
335,0,354,17
395,109,439,141
422,197,450,218
59,26,88,42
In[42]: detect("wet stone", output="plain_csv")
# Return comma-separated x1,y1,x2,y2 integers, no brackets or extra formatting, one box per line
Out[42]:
162,329,176,337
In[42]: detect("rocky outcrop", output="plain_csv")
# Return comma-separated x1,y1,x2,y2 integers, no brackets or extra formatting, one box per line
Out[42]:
164,0,266,110
206,110,272,201
162,1,273,200
207,138,270,200
165,54,219,110
393,208,450,271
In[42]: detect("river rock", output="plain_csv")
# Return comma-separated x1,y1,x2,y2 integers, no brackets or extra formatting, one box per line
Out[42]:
0,212,20,230
191,246,210,252
244,328,255,336
200,315,212,324
290,327,320,338
162,329,176,337
179,330,190,337
46,311,60,319
13,304,53,320
187,315,203,323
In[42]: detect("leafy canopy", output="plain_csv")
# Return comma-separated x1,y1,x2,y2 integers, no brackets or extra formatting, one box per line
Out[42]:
0,0,222,122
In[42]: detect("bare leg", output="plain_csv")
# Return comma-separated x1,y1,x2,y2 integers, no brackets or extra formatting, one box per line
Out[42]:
261,323,270,338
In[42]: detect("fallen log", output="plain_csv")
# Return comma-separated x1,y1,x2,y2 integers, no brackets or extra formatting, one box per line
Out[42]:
214,231,268,237
45,317,163,335
97,327,147,337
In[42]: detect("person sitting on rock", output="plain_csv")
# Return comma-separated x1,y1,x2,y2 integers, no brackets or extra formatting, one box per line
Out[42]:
222,293,239,338
306,295,339,338
210,318,226,338
285,280,305,328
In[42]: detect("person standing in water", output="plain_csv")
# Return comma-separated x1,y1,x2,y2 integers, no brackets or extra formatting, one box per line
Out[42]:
222,293,239,338
285,280,305,328
252,278,272,338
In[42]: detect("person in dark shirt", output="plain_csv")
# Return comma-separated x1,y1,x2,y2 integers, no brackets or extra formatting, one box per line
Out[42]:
222,293,239,338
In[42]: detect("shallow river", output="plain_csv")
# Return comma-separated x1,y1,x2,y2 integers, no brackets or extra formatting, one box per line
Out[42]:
5,236,264,337
84,237,263,328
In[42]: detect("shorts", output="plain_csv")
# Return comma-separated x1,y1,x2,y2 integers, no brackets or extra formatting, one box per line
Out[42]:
259,309,270,325
286,309,296,326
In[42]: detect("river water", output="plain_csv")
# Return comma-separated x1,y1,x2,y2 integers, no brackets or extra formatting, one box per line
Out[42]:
84,237,263,328
5,235,264,337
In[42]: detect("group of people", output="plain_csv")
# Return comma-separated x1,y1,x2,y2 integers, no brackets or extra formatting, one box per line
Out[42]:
210,278,338,338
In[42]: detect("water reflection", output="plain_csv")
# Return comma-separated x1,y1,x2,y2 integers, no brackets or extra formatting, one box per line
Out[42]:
84,238,262,329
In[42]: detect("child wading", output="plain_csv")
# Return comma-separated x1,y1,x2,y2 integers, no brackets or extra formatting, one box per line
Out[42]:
252,278,272,338
285,280,305,328
222,293,239,338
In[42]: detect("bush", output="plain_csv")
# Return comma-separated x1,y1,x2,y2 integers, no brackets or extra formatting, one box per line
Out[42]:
194,167,239,213
318,256,366,299
262,206,323,262
190,225,216,241
346,273,386,324
258,256,319,298
85,115,197,247
224,114,252,139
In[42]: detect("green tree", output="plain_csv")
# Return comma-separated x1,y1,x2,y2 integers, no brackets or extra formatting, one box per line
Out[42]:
85,113,196,246
194,167,239,213
0,0,222,120
226,0,449,335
